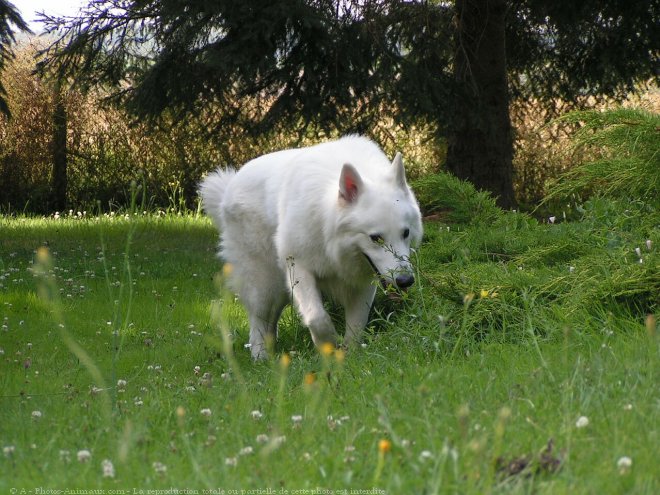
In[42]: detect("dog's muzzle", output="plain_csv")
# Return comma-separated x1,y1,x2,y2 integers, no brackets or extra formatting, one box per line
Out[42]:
363,254,415,290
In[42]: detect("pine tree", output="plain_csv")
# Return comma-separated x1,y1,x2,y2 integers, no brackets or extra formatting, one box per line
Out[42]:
38,0,658,204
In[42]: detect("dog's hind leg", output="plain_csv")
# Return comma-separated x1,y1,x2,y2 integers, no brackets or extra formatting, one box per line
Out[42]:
236,263,288,360
246,302,286,360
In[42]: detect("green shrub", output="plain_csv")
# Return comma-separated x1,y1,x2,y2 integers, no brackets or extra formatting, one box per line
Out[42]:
544,108,660,205
412,172,501,224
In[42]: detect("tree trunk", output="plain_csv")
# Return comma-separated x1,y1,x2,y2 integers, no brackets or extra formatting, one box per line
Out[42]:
52,78,68,212
446,0,516,209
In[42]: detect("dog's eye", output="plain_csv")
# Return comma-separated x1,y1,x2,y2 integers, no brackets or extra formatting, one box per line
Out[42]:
403,228,410,239
369,234,384,244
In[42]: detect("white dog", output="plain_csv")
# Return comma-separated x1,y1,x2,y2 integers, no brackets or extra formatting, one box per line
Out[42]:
199,136,423,359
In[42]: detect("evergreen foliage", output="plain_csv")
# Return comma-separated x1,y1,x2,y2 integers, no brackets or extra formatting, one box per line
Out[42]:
544,109,660,204
0,0,29,116
38,1,658,134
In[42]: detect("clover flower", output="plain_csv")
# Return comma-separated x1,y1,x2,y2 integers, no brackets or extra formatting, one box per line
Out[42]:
102,459,115,478
575,416,589,428
617,456,632,474
77,449,92,462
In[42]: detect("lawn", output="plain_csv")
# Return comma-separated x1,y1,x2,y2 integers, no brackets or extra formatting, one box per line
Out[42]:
0,201,657,493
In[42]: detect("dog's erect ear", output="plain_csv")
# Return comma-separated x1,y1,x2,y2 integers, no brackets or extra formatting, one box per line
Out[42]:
392,152,408,189
339,163,363,203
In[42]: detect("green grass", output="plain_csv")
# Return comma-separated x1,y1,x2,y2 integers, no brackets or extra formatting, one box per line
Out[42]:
0,205,658,493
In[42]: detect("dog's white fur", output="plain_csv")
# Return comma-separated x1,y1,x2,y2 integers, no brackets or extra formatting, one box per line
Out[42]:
199,136,423,359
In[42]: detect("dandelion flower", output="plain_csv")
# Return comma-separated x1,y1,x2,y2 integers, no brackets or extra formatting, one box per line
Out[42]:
222,263,234,277
251,410,263,420
77,449,92,462
239,446,254,456
378,439,392,454
320,342,335,356
480,289,489,299
225,457,238,467
101,459,115,478
334,348,345,362
280,353,291,368
31,410,42,420
575,416,589,428
200,408,212,417
304,372,316,385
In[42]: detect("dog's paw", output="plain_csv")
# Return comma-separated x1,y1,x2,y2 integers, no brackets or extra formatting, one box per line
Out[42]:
308,314,338,347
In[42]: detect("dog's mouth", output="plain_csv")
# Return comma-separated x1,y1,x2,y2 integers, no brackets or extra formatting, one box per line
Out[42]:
363,253,410,292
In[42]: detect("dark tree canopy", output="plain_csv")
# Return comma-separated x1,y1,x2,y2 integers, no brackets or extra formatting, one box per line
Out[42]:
0,0,30,116
40,0,454,136
507,0,659,103
37,0,659,202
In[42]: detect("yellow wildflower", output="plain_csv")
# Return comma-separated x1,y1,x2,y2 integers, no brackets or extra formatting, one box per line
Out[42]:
320,342,335,357
378,439,392,454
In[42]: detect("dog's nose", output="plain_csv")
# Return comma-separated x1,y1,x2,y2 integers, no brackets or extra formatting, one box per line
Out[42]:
395,273,415,289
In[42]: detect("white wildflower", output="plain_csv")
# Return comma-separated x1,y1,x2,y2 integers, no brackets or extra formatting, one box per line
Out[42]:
200,408,212,417
617,456,632,474
239,446,254,456
256,434,269,444
153,461,167,474
419,450,434,461
575,415,589,428
102,459,115,478
251,410,263,420
77,449,92,462
31,410,42,420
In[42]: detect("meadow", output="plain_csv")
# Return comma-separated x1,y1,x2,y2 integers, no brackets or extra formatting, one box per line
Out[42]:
0,109,658,494
1,187,657,493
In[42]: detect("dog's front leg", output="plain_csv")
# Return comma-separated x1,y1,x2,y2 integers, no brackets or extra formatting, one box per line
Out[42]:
289,267,338,347
343,284,377,347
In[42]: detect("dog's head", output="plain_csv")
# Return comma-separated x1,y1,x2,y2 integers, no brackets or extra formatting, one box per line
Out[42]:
337,152,423,290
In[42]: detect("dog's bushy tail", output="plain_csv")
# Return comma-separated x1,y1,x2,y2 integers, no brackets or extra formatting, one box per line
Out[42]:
198,168,237,228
